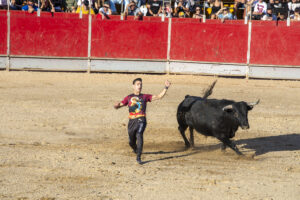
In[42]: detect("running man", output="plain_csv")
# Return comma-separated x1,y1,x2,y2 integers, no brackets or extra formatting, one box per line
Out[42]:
114,78,171,164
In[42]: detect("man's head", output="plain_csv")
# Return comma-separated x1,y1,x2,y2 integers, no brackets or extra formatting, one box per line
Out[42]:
130,1,136,10
132,78,142,94
223,7,229,14
27,0,33,6
103,3,110,9
267,7,272,14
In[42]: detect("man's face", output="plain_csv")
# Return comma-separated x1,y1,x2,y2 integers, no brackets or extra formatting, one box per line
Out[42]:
133,81,142,93
28,0,33,6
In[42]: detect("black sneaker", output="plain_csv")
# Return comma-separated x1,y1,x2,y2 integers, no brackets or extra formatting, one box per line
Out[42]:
136,156,142,165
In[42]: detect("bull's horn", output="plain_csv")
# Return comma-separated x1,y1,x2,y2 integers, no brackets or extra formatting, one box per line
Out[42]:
223,104,233,111
247,99,260,106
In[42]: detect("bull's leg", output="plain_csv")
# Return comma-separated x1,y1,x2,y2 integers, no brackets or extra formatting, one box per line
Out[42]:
189,127,195,147
178,125,190,148
219,138,242,155
221,143,226,151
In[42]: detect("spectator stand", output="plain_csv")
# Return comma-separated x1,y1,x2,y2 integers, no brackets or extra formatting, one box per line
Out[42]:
1,1,300,79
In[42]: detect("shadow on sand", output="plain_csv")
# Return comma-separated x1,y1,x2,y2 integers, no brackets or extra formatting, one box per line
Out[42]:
236,133,300,156
141,144,220,165
141,133,300,165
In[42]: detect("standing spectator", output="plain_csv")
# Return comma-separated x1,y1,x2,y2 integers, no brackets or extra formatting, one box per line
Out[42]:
40,0,55,12
174,0,190,17
22,0,38,13
252,0,267,19
193,5,202,18
216,7,233,20
210,0,223,19
146,0,162,16
262,6,277,20
65,0,77,12
10,0,24,10
99,2,111,17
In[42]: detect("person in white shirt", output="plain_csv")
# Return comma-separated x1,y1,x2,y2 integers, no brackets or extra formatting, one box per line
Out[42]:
252,0,267,20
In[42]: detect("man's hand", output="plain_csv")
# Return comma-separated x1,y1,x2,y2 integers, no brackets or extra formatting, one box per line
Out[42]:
165,80,171,88
114,102,121,109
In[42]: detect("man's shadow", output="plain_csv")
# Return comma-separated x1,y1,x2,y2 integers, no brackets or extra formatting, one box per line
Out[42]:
236,133,300,156
141,144,221,165
141,133,300,165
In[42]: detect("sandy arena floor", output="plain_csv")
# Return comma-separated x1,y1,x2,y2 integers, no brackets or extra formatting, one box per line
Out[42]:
0,71,300,200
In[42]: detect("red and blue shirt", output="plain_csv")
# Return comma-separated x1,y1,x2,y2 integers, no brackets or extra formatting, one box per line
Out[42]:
121,94,152,119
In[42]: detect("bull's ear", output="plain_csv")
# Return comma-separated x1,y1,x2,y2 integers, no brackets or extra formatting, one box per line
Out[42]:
223,104,233,113
246,99,260,110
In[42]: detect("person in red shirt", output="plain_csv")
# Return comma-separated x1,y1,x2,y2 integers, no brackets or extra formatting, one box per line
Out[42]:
114,78,171,164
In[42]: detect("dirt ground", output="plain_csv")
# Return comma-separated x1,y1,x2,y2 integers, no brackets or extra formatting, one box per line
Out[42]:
0,71,300,200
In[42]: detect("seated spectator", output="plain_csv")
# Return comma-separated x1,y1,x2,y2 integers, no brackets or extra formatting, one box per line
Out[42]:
292,7,300,20
268,0,275,10
163,2,173,18
40,0,55,12
125,1,142,16
210,0,223,19
51,0,63,12
139,4,148,16
288,0,300,16
234,0,246,19
146,0,162,16
252,0,267,20
174,0,190,17
10,0,24,10
273,0,288,19
22,0,38,13
0,0,8,9
99,2,112,17
193,6,202,18
66,0,77,12
262,6,277,20
217,7,233,20
76,0,95,14
178,11,185,17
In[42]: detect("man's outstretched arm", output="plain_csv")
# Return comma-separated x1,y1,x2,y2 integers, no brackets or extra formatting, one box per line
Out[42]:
152,80,171,101
114,102,125,109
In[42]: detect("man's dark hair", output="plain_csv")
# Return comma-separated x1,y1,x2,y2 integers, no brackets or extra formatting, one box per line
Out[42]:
133,78,142,85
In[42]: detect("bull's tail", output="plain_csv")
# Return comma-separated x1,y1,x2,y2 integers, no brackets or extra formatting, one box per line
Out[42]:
202,80,217,99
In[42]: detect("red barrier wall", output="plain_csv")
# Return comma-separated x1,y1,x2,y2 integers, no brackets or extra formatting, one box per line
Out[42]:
250,21,300,66
91,18,168,60
170,21,248,64
0,11,7,55
2,11,300,67
10,11,88,57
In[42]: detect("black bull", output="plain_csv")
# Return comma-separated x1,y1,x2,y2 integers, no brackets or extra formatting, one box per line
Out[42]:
177,81,259,155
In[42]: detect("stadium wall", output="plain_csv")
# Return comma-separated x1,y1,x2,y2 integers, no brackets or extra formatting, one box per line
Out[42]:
1,11,300,79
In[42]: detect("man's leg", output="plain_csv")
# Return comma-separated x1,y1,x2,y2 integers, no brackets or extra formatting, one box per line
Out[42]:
128,119,137,153
136,118,147,164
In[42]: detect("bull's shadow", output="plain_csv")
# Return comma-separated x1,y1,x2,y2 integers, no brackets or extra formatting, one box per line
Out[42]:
236,133,300,156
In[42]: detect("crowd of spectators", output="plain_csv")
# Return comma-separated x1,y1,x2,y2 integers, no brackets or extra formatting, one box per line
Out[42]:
0,0,299,21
